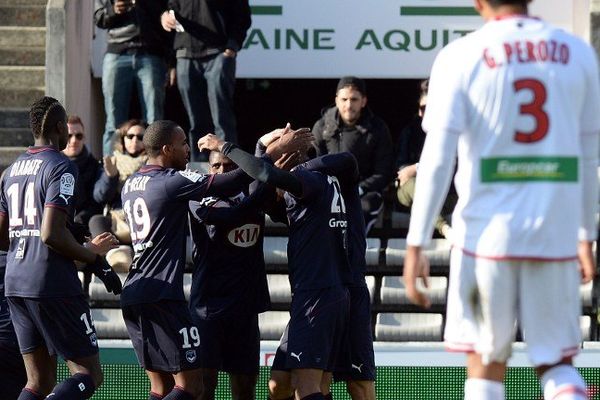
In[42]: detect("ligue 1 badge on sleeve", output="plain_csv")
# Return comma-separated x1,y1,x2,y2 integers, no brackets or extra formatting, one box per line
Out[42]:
59,172,75,203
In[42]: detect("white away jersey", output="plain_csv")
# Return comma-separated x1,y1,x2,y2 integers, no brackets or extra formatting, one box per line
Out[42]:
409,16,600,259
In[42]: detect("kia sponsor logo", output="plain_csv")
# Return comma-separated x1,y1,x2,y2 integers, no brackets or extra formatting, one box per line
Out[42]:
228,224,261,247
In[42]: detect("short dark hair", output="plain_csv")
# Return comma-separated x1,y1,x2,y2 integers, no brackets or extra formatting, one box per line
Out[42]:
143,120,181,157
336,76,367,96
420,79,429,98
29,96,66,139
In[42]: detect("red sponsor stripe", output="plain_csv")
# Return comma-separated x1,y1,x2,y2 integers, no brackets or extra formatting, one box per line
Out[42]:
0,211,6,216
561,346,580,357
549,385,588,400
458,246,577,262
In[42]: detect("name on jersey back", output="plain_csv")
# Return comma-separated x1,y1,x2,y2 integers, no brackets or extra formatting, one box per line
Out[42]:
483,39,569,69
123,175,150,194
10,159,43,177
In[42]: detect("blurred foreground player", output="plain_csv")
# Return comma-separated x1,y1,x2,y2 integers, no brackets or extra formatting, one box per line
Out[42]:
0,97,122,400
404,1,600,399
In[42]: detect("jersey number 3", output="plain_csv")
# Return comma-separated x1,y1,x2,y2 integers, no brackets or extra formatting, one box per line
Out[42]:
514,78,549,143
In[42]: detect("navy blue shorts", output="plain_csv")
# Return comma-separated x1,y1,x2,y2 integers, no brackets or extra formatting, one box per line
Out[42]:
123,300,201,373
194,312,260,375
333,286,376,381
0,341,26,399
7,296,99,360
276,286,349,371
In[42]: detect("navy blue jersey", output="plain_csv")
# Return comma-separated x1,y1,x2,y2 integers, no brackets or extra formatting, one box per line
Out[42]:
284,167,352,292
303,154,367,288
0,147,81,298
120,166,215,306
189,189,270,320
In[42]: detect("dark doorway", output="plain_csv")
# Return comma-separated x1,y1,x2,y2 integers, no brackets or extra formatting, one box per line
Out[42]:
160,78,424,157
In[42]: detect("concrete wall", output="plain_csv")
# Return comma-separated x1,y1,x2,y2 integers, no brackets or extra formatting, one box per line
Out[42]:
46,0,104,157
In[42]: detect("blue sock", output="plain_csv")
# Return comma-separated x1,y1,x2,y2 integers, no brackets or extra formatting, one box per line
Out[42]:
301,394,326,400
47,373,95,399
17,388,44,400
163,387,194,400
149,392,164,400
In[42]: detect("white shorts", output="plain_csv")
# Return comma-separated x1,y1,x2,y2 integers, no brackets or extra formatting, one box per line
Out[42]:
444,249,582,366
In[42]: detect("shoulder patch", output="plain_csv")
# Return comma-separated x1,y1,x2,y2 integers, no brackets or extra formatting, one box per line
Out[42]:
59,172,75,204
178,169,204,183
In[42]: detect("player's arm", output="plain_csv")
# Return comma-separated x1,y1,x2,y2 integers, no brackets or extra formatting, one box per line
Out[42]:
302,152,359,185
0,213,8,251
191,184,272,226
578,130,599,283
199,135,304,197
404,126,458,308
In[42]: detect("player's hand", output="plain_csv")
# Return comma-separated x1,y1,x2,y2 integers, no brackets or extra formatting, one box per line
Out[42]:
258,128,284,147
103,155,119,178
266,124,312,160
161,10,177,31
275,151,301,171
578,240,596,284
198,133,225,153
87,232,119,256
88,255,123,295
113,0,133,14
403,245,431,308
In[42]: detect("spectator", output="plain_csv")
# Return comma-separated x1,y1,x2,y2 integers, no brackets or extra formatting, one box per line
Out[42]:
62,115,103,228
94,0,174,156
89,119,148,271
161,0,252,161
312,76,394,232
396,79,456,239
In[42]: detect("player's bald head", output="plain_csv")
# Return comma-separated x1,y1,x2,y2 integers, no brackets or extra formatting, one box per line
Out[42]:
143,120,183,157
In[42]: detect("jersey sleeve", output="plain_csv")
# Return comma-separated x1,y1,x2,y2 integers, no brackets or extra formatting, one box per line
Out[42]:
580,44,600,133
422,42,468,135
289,168,322,201
166,170,214,201
45,159,78,212
0,174,7,216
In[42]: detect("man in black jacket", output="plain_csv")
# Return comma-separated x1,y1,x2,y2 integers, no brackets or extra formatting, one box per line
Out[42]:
94,0,174,156
161,0,251,161
312,77,394,232
62,115,103,228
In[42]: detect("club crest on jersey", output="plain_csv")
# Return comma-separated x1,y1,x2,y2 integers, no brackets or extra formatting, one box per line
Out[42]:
89,333,98,347
186,350,197,363
179,170,203,183
227,223,260,247
59,173,75,204
15,238,26,259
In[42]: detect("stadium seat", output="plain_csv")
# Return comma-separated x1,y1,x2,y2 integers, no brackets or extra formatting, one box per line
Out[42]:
581,280,594,308
264,237,289,264
366,238,381,266
267,274,292,303
89,273,127,303
375,312,443,341
380,276,448,305
366,275,376,303
581,315,592,341
92,308,128,339
386,239,451,267
259,311,289,340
